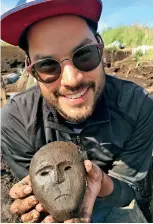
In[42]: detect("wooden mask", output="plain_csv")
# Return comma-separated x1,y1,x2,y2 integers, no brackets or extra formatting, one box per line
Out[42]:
29,141,86,222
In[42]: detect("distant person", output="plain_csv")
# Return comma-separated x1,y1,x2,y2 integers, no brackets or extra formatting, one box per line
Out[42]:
1,0,153,223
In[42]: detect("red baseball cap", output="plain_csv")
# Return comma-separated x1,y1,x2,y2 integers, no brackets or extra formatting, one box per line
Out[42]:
1,0,102,46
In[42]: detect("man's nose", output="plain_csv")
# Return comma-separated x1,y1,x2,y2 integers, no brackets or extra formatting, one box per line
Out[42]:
61,61,83,87
52,168,64,185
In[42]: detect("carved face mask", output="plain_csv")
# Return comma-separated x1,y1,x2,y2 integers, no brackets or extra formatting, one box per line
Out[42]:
29,141,86,222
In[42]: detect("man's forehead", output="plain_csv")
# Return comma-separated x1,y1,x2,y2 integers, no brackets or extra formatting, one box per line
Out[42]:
33,38,93,61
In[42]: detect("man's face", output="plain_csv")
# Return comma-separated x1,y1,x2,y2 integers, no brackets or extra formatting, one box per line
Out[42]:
29,142,86,221
28,15,105,122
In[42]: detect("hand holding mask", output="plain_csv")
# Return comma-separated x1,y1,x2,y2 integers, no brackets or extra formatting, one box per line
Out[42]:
29,141,86,222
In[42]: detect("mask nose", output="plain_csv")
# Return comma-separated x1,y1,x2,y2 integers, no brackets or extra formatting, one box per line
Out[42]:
52,167,64,185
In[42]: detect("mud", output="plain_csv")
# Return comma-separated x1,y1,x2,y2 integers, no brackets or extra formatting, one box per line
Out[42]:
1,157,20,223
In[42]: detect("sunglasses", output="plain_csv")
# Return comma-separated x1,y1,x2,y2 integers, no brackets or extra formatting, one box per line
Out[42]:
25,43,104,83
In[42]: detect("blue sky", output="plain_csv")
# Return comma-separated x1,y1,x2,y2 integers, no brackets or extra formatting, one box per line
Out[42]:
1,0,153,32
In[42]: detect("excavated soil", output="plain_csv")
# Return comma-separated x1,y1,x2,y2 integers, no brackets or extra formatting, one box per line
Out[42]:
1,46,153,223
103,49,153,93
1,158,20,223
1,46,25,75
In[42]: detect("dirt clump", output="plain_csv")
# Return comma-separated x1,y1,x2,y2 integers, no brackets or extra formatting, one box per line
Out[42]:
1,157,20,223
104,56,153,93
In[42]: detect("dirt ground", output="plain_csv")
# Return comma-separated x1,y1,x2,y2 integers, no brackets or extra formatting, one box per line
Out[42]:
1,158,20,223
103,49,153,93
1,46,153,223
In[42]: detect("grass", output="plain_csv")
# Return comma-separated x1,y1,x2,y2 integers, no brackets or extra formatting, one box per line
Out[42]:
105,46,120,52
135,50,144,62
101,25,153,48
134,49,153,65
141,49,153,61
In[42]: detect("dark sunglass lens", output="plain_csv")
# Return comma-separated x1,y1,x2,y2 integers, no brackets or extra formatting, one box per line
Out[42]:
35,59,61,75
33,59,61,83
73,45,101,72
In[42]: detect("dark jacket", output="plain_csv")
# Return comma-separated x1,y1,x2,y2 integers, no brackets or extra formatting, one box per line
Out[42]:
2,74,153,209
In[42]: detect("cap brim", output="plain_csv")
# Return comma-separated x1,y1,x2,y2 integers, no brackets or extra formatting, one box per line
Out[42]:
1,0,102,46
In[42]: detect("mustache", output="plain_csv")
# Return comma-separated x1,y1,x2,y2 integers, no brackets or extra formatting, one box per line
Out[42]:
55,82,96,97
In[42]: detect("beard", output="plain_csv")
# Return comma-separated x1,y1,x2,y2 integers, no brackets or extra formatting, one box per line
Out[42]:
40,74,105,123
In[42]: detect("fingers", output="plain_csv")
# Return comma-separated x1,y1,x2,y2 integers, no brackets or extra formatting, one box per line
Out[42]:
41,215,56,223
64,218,90,223
20,209,40,223
84,160,102,181
81,160,103,219
35,203,46,213
84,160,93,173
80,195,95,219
10,195,38,214
9,175,32,199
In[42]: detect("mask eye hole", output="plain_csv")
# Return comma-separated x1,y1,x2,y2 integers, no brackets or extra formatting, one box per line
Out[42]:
64,166,71,171
40,171,49,176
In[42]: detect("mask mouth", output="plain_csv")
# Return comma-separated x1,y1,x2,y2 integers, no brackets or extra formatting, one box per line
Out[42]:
54,194,70,201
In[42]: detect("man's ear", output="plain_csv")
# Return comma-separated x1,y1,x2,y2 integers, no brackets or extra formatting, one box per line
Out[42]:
25,56,31,67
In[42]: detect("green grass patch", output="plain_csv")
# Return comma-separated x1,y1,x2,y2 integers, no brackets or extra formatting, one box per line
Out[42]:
134,49,153,64
101,25,153,48
135,50,144,62
105,45,120,52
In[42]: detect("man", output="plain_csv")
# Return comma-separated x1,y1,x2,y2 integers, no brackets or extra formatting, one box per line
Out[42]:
1,0,153,223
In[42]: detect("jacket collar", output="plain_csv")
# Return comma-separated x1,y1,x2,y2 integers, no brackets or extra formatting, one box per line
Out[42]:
87,90,110,124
